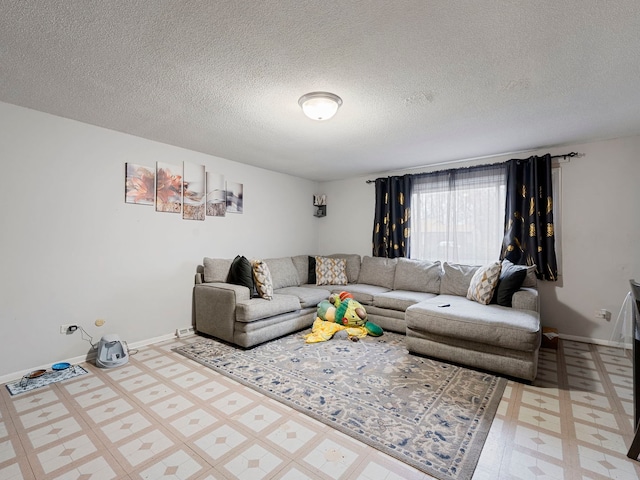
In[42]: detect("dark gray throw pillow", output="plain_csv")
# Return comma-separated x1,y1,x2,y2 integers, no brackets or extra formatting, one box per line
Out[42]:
308,256,317,284
228,255,255,292
492,260,528,307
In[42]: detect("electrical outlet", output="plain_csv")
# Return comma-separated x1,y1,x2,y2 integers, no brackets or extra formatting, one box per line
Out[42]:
95,318,105,327
59,324,78,334
595,309,611,321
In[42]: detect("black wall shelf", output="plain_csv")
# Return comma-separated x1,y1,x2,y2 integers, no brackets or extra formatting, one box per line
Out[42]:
313,195,326,217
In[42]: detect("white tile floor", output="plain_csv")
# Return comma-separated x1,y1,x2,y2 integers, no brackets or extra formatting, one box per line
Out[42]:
1,335,640,479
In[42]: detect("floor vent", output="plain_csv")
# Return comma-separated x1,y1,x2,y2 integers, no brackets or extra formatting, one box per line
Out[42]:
176,326,195,338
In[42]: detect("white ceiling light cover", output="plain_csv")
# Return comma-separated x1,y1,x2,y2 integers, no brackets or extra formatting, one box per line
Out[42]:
298,92,343,121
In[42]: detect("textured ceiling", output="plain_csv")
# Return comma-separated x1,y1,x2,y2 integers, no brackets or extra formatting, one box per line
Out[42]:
1,1,640,181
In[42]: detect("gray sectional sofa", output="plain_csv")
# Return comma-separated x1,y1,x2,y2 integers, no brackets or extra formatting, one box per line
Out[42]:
193,254,541,381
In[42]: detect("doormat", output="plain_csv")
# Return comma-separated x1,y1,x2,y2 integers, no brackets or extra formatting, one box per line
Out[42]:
5,365,89,396
174,331,506,480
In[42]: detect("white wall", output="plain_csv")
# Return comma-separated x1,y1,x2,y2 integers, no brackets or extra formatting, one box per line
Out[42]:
0,102,319,378
542,136,640,343
316,176,374,256
318,136,640,344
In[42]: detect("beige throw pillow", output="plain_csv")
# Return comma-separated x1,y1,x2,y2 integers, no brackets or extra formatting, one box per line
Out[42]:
252,259,274,300
315,256,348,286
467,261,502,305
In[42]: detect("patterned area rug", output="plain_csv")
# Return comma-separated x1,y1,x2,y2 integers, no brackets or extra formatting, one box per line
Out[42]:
174,331,506,480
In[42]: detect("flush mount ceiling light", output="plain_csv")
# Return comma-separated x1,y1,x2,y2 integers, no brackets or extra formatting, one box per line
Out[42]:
298,92,343,121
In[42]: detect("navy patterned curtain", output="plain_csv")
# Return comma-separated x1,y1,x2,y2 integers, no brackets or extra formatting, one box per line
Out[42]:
372,175,412,258
501,154,558,280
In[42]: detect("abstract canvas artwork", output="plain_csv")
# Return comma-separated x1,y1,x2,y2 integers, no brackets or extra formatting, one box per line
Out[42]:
125,163,155,205
206,172,226,217
126,162,243,221
155,162,183,213
226,181,243,214
182,162,205,221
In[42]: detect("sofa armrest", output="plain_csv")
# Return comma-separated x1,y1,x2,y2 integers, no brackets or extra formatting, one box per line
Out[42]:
204,282,252,300
194,283,251,343
195,265,204,284
512,287,539,313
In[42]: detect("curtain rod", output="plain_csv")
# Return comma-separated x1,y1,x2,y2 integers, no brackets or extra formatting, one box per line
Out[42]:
365,151,583,184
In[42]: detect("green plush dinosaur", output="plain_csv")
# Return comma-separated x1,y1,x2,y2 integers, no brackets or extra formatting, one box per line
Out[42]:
305,291,383,343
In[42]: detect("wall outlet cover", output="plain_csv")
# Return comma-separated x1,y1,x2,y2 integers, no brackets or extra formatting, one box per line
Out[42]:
176,326,195,338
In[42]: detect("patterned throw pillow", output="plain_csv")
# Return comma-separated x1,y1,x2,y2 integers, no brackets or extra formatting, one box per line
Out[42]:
467,261,502,305
252,259,273,300
315,256,348,286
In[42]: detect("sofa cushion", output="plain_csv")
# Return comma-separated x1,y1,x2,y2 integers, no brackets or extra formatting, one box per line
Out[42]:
291,255,309,286
358,256,397,289
315,256,348,285
252,259,274,300
440,262,480,296
492,259,528,307
235,294,301,322
203,257,232,283
406,295,540,351
467,261,502,305
393,258,442,294
327,254,362,283
373,290,438,311
264,257,300,290
333,283,390,305
522,264,538,288
275,286,331,308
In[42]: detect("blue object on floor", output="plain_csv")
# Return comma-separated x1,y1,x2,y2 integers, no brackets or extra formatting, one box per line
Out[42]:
52,362,71,371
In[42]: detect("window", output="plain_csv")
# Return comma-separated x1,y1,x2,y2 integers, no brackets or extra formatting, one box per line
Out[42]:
410,164,507,265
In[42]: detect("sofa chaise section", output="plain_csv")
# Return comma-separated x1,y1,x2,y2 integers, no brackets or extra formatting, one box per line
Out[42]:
405,294,541,381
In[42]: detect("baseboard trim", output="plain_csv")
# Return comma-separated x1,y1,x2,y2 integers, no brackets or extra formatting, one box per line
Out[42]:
558,333,632,350
127,333,177,351
0,332,179,386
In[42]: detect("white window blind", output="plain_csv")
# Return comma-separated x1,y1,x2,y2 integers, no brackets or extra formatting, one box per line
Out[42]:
410,164,506,265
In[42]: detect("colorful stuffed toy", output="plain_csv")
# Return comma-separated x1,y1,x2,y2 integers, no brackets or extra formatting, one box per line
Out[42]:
304,291,383,343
